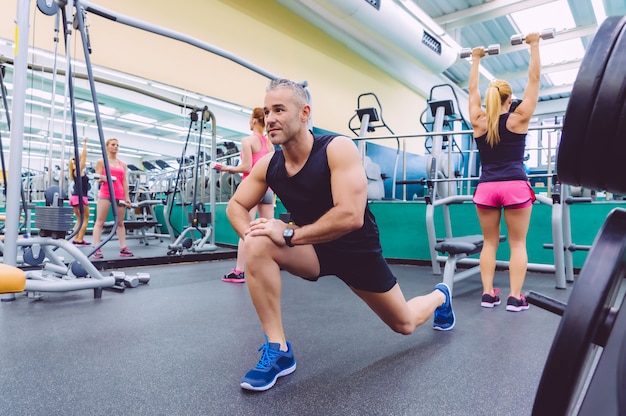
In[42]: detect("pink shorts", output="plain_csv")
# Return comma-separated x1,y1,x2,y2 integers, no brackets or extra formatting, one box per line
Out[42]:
69,195,89,207
473,180,536,209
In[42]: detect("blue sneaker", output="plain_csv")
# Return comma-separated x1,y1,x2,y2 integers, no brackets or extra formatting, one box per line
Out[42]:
433,283,455,331
240,336,296,391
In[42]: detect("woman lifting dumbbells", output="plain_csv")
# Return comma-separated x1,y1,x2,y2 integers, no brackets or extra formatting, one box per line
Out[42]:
468,32,542,311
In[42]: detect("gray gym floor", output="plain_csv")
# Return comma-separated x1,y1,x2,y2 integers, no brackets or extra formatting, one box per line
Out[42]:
0,241,574,416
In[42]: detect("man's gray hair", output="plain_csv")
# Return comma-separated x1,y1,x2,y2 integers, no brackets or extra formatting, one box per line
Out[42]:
267,79,309,106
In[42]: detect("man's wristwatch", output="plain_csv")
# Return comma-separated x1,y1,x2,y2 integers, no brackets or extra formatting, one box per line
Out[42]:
283,227,295,247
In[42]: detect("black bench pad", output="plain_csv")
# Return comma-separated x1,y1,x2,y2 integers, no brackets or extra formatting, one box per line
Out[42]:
435,234,506,255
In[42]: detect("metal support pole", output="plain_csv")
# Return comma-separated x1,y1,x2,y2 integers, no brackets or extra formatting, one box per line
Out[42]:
561,185,575,283
357,113,370,162
2,0,31,302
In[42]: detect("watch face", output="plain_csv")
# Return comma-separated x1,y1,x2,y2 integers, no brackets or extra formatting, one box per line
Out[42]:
283,227,294,246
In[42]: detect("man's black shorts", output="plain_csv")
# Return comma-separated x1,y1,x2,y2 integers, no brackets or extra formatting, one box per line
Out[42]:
314,245,397,293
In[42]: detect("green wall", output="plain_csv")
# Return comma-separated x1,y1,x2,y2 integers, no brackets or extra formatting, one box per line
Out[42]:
212,199,624,269
7,199,621,269
367,200,622,268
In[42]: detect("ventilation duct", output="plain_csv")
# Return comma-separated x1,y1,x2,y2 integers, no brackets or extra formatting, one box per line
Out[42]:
278,0,457,74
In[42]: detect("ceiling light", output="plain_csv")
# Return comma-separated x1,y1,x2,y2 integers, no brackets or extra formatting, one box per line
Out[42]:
26,88,65,104
150,82,200,100
117,151,139,158
95,68,149,85
76,101,118,116
74,108,94,116
156,123,189,133
126,131,157,139
511,0,575,33
23,132,45,139
119,113,157,124
201,96,252,113
156,137,182,144
547,69,579,86
101,126,125,134
117,118,151,128
24,112,46,120
540,40,585,66
136,149,164,157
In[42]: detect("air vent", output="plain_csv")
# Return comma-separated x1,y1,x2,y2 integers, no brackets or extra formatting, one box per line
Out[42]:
364,0,380,11
422,30,442,55
279,0,456,72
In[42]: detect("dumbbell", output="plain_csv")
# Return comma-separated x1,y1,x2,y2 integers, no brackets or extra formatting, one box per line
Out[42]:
510,28,556,45
90,173,116,181
110,271,139,288
209,161,223,170
105,271,126,292
113,272,150,286
459,44,500,59
136,272,151,284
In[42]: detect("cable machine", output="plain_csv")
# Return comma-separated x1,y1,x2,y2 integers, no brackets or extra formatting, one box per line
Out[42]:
165,107,218,255
348,92,400,200
2,0,118,301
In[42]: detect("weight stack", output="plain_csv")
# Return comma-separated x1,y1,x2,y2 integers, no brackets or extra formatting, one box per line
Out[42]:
35,206,74,238
187,211,211,227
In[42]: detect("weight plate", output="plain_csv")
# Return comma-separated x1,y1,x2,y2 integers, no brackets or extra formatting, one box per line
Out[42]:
558,15,626,186
585,26,626,192
70,262,89,278
608,88,626,195
23,246,45,266
532,208,626,415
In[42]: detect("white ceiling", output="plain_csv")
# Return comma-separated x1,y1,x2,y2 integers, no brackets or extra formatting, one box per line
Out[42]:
280,0,625,121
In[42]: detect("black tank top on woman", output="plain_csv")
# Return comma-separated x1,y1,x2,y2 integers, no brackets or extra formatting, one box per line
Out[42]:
71,175,91,196
474,113,528,183
266,134,382,254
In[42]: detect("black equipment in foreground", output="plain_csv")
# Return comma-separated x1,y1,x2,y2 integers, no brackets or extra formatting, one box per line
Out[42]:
526,15,626,416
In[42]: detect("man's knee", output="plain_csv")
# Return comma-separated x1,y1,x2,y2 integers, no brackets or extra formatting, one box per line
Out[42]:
388,320,414,335
243,234,276,259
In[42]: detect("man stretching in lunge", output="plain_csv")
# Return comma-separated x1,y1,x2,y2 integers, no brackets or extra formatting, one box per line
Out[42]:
226,79,455,391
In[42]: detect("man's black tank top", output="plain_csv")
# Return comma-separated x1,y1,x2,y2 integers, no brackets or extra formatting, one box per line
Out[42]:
266,134,381,253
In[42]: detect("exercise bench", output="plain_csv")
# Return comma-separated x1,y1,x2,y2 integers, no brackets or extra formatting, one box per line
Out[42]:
435,234,506,295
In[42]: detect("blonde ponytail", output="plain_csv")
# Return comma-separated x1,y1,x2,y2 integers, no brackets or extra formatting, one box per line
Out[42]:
485,80,512,147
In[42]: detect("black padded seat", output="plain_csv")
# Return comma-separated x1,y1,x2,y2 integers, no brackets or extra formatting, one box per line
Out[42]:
435,234,506,255
123,220,160,231
435,235,483,255
104,220,159,231
435,234,507,296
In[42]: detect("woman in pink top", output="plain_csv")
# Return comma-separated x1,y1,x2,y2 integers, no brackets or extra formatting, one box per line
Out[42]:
91,138,133,259
217,107,274,282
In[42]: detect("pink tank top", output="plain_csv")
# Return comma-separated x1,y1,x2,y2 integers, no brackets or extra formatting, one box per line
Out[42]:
242,133,270,181
99,161,126,200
